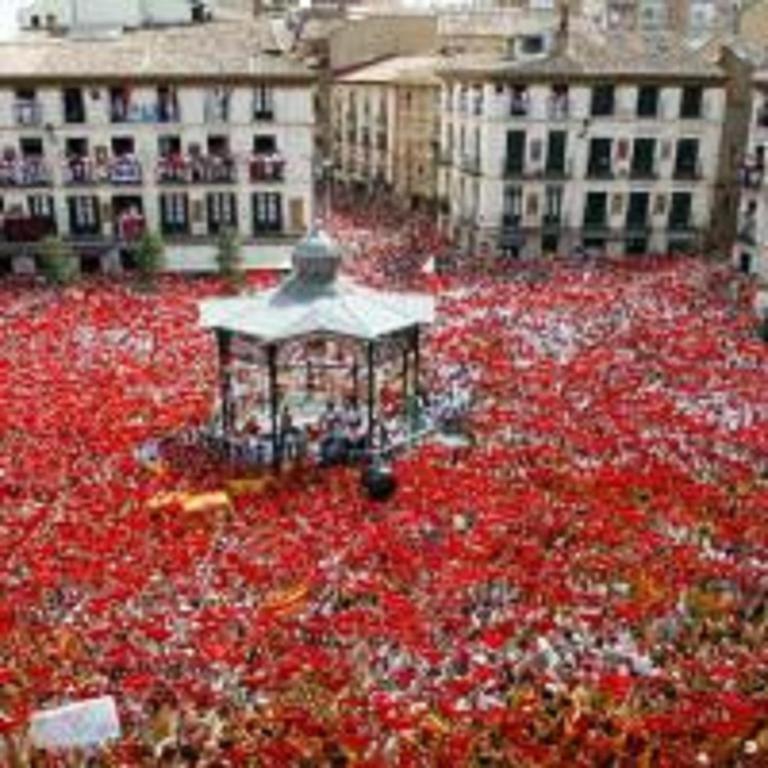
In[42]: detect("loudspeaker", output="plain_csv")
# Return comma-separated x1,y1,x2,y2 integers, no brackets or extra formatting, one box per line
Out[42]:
362,464,396,501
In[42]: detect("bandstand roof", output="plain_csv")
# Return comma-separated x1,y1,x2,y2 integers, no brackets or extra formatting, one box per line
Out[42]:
199,229,435,343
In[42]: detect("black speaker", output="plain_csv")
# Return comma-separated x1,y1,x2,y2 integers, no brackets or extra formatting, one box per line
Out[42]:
362,464,397,501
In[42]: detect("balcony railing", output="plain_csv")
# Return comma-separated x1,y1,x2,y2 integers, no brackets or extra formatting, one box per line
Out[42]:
510,97,530,117
625,219,651,234
503,163,525,178
13,101,44,126
629,165,657,180
63,158,99,185
108,157,143,185
460,154,481,175
673,162,702,181
587,164,614,179
501,213,521,229
2,215,56,242
250,153,285,182
543,162,569,179
547,97,570,120
157,155,237,184
668,218,694,233
583,219,610,233
110,101,181,124
0,158,52,187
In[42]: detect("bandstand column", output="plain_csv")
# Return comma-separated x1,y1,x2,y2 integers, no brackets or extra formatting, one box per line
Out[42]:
352,356,360,404
267,343,280,469
413,325,421,398
366,340,376,451
402,337,410,417
217,329,234,435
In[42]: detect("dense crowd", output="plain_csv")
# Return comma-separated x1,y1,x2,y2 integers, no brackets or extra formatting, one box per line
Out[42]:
1,196,768,766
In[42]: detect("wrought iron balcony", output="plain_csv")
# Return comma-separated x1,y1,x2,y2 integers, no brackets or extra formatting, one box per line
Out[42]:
0,158,52,187
250,153,285,182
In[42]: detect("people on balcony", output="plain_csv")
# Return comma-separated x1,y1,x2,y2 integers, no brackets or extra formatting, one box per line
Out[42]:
250,152,285,182
0,153,50,186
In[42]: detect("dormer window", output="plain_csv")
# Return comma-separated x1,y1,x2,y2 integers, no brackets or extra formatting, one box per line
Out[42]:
520,35,545,56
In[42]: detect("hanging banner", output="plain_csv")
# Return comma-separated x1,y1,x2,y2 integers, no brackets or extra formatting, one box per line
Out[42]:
29,696,121,750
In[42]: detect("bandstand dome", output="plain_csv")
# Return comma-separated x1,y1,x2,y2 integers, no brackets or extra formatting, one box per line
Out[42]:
200,228,435,341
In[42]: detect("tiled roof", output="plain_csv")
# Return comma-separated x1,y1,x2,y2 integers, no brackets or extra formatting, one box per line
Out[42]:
439,28,724,81
335,55,442,86
0,19,315,82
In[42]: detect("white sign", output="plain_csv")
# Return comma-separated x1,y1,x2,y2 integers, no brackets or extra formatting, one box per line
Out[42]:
29,696,121,750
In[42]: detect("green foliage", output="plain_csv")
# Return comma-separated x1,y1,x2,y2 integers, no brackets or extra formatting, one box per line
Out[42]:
134,230,165,287
215,227,244,287
38,236,80,287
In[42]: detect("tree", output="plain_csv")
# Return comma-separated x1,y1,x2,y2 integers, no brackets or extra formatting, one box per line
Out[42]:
38,236,80,287
134,230,165,288
215,227,245,288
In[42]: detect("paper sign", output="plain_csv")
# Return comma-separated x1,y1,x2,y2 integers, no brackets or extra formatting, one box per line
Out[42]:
29,696,121,750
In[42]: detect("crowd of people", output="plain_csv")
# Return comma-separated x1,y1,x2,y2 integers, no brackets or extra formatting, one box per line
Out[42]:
1,195,768,766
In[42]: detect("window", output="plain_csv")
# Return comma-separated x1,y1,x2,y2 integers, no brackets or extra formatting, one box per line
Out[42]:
631,138,656,178
253,84,275,121
206,192,237,235
20,138,44,157
252,192,282,234
591,84,615,117
253,135,277,154
503,185,522,223
157,86,180,123
545,131,567,175
14,88,42,126
159,193,190,236
549,84,569,119
669,192,692,230
521,35,544,55
505,130,526,176
28,194,55,221
207,135,230,156
68,195,100,236
626,192,650,229
544,185,563,225
111,137,135,157
63,88,86,124
158,135,182,157
510,86,529,117
109,87,132,123
636,86,659,118
206,87,232,122
674,138,699,179
251,136,284,181
583,192,608,228
588,138,613,178
680,86,703,119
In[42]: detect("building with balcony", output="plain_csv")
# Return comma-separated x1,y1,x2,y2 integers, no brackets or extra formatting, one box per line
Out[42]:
437,25,726,259
0,16,315,272
17,0,215,32
332,55,441,209
736,67,768,281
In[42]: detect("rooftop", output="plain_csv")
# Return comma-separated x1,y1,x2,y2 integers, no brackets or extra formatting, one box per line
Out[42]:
438,27,724,82
336,55,442,87
0,18,315,83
